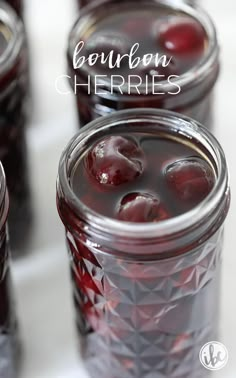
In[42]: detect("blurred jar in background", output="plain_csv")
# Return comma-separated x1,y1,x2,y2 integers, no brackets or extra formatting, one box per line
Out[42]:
0,163,20,378
68,0,219,129
5,0,23,17
76,0,199,9
0,1,32,253
76,0,198,9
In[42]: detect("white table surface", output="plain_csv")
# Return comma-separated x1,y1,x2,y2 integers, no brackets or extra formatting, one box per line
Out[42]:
10,0,236,377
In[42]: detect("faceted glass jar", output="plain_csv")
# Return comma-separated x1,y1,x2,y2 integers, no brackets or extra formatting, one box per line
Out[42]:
68,0,219,128
0,1,31,251
0,163,19,378
57,109,230,378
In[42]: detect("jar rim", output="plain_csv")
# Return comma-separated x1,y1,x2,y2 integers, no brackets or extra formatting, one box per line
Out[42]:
57,109,229,247
0,1,24,78
68,0,219,96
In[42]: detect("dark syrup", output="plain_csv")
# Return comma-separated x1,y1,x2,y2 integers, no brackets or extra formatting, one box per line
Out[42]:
71,133,214,220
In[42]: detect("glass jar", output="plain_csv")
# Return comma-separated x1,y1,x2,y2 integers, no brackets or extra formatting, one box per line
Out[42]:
0,1,31,252
76,0,197,10
68,0,219,129
57,109,230,378
0,163,20,378
6,0,23,17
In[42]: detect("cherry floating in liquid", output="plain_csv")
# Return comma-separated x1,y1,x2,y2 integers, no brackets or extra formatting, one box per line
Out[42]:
158,17,206,57
165,157,215,207
84,136,145,188
117,192,170,222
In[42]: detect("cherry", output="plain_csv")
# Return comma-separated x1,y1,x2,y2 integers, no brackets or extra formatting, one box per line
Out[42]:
117,192,170,222
158,17,206,57
85,136,145,188
165,158,215,206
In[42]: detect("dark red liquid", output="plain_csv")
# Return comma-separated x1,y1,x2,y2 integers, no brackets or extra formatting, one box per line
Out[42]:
71,134,215,220
57,131,220,377
80,11,206,76
68,1,217,128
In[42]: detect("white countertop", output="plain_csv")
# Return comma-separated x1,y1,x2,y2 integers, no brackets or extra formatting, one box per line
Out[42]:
10,0,236,377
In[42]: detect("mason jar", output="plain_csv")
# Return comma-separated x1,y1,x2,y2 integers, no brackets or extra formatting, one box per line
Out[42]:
0,163,20,378
0,1,31,252
57,109,230,378
67,0,219,129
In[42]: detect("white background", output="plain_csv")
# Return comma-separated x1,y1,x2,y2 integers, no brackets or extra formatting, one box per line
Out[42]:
11,0,236,377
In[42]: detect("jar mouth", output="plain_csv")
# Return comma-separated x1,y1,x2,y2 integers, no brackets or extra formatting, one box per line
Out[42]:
68,0,219,96
0,1,24,78
58,109,229,244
